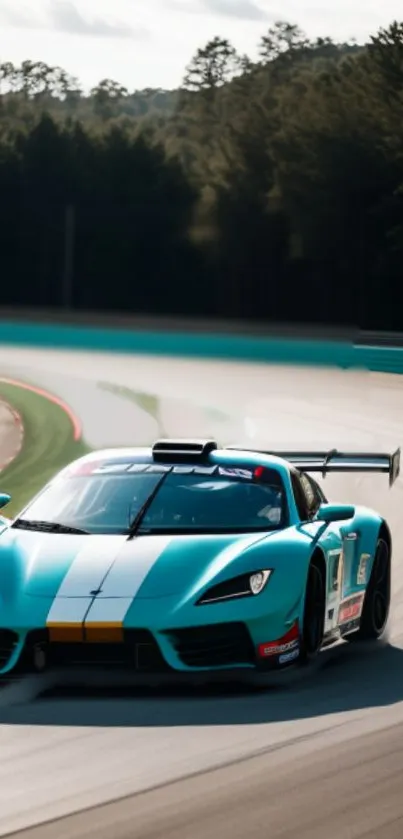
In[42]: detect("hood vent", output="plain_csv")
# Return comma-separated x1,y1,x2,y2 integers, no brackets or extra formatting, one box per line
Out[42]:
152,439,218,463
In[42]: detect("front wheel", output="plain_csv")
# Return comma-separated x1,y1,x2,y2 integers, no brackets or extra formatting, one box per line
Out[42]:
300,562,325,663
355,538,391,641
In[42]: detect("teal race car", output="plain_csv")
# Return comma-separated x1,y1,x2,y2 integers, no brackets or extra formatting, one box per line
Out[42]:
0,438,399,684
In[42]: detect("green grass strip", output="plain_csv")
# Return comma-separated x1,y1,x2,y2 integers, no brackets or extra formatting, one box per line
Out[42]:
0,382,90,517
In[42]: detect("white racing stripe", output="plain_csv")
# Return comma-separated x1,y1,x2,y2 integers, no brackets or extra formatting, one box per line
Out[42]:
46,535,127,625
46,597,94,625
84,598,135,624
84,535,173,625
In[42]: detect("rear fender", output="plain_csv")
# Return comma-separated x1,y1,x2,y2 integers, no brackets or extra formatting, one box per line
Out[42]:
290,507,388,637
331,507,386,612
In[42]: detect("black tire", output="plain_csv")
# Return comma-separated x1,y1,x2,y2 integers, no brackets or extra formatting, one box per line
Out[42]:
355,537,391,641
300,562,326,663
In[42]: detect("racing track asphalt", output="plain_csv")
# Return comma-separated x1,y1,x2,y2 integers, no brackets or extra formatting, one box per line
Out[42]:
0,399,22,473
0,349,403,837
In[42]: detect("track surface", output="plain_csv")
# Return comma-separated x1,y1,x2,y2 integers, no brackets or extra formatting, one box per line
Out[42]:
0,349,403,837
0,399,22,472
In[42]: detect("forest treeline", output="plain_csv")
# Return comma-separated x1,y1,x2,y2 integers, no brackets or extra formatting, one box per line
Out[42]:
1,21,402,329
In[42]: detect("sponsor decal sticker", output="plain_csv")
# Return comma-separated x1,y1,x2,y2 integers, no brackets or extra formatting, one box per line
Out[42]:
67,459,103,476
258,622,299,658
340,617,361,635
218,467,253,479
68,462,280,480
175,465,217,475
338,592,365,625
169,465,217,475
279,648,300,665
259,639,299,657
357,553,371,585
93,463,134,473
68,462,262,479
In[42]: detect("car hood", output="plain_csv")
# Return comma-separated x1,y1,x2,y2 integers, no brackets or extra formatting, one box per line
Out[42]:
0,528,287,601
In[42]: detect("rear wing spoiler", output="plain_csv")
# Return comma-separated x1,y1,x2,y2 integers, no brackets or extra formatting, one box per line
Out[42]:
225,446,401,487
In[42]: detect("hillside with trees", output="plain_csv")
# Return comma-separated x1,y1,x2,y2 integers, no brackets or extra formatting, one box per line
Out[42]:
0,20,402,330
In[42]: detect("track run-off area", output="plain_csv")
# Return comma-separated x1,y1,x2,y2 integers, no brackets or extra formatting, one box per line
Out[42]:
1,345,403,838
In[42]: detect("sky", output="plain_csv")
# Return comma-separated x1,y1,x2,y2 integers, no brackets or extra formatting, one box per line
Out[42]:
0,0,401,92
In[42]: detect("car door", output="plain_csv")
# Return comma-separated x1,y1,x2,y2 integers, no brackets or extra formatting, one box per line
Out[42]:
292,471,345,635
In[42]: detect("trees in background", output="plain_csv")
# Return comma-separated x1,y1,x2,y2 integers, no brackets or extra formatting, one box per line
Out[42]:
0,20,402,329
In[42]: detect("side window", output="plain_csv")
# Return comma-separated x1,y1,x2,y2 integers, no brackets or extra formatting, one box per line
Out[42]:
300,473,323,516
309,475,327,505
291,472,310,520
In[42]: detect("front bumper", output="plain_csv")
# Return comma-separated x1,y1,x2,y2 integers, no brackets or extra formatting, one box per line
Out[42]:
0,620,301,680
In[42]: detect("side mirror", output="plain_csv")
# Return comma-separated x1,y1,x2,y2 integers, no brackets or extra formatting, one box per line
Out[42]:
0,493,11,510
316,503,355,523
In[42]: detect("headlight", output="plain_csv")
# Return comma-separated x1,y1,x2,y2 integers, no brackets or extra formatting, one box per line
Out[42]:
197,569,272,605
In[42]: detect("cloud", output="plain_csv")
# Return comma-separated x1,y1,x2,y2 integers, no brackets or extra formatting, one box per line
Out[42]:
201,0,268,21
0,4,42,28
48,0,145,37
0,1,148,38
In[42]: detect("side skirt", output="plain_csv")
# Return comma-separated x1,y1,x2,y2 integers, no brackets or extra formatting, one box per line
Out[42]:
320,619,361,651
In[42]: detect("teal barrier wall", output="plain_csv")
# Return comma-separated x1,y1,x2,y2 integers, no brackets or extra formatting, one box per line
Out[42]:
354,345,403,373
1,320,403,373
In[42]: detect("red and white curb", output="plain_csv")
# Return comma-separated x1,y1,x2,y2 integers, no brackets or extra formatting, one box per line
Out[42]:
0,377,82,441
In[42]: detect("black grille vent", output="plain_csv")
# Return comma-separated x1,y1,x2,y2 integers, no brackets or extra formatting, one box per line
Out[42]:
23,628,171,672
0,630,18,669
165,622,255,668
125,629,171,671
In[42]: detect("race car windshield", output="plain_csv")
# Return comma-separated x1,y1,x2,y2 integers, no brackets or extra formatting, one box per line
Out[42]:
14,464,288,535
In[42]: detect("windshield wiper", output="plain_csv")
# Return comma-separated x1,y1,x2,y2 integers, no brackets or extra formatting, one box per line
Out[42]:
127,472,170,539
12,519,90,535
